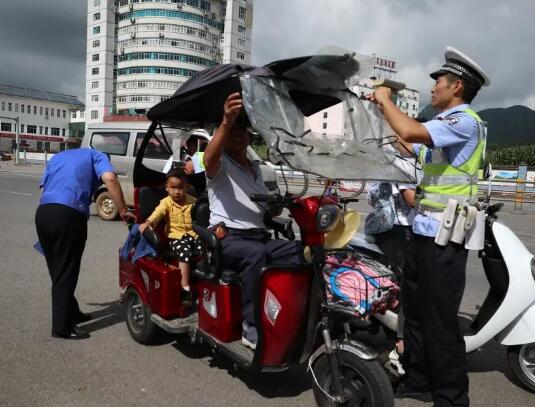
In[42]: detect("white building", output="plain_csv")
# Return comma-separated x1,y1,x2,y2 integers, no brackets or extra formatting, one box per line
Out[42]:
86,0,253,124
0,84,84,153
308,54,420,136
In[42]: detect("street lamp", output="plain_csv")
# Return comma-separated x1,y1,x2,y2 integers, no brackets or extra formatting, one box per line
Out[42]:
0,115,20,165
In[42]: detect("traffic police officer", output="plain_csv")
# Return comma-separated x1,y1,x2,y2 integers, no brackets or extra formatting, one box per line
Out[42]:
35,148,136,339
368,47,490,406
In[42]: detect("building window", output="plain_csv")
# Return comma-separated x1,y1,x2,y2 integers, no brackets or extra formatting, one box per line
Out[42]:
45,141,50,151
1,101,4,110
91,110,99,119
51,127,60,136
92,53,100,62
236,51,245,60
45,107,49,117
238,6,246,20
93,40,100,48
57,109,60,117
322,122,327,129
15,103,18,113
1,123,11,131
62,129,66,137
27,105,31,113
94,0,101,6
44,127,49,135
34,106,37,115
200,1,210,11
238,25,246,34
93,26,101,35
92,81,99,89
40,106,43,115
39,126,43,134
27,125,38,134
323,112,328,119
51,108,54,117
92,67,99,75
8,102,12,111
21,105,25,113
20,124,25,133
92,94,99,102
238,38,245,47
81,111,85,119
93,12,101,21
71,111,77,119
62,110,66,118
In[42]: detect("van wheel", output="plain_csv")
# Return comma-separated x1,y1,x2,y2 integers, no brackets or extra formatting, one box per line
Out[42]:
507,344,535,392
96,191,118,221
125,288,160,345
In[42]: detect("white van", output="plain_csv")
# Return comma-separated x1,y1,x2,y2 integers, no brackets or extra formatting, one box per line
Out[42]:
81,121,279,220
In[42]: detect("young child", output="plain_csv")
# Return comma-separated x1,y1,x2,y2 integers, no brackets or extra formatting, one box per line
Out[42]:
139,168,201,305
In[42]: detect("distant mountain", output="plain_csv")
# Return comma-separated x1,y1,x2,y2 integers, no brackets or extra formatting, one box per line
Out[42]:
418,104,535,147
478,105,535,146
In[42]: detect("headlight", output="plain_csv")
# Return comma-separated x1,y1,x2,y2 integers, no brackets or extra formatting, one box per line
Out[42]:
316,204,341,232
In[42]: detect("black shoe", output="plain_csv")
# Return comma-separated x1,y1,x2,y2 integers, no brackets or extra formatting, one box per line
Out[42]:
394,382,432,402
74,311,93,324
52,326,90,340
181,289,193,306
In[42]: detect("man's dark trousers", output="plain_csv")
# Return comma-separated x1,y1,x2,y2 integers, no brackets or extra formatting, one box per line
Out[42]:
221,228,303,326
403,234,469,407
35,204,87,334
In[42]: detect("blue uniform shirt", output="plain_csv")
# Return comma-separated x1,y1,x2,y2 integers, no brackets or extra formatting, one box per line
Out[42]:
39,148,115,218
413,103,480,237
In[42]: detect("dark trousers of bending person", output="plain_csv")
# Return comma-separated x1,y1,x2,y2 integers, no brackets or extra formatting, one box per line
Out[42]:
35,204,88,334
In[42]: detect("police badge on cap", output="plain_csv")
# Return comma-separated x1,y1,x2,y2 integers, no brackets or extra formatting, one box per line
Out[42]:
430,46,490,89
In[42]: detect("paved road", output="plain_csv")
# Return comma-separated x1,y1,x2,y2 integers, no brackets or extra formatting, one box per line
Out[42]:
0,164,534,407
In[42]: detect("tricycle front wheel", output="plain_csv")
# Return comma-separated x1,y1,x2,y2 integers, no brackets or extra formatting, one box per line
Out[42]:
310,350,394,407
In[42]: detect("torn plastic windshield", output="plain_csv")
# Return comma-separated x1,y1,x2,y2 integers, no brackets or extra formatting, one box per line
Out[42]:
240,49,418,183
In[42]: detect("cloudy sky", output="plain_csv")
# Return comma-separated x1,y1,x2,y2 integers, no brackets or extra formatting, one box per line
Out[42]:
1,0,534,111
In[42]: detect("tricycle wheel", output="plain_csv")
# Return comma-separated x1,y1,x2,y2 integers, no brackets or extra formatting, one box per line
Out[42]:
95,191,119,221
507,344,535,392
125,288,160,345
310,350,394,407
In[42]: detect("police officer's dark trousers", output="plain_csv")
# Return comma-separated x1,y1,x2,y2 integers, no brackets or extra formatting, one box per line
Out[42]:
403,234,469,407
220,228,303,326
35,204,88,334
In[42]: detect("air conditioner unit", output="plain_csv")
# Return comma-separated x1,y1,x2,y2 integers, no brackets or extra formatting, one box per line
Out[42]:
159,33,164,38
177,4,182,10
131,18,136,24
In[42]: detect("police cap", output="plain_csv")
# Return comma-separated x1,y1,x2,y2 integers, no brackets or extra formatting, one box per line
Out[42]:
430,46,490,89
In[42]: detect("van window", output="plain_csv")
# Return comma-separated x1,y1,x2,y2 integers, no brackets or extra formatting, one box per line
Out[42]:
90,132,129,156
134,132,171,160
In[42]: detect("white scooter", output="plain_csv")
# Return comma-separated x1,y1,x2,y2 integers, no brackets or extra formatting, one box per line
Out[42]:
349,171,535,392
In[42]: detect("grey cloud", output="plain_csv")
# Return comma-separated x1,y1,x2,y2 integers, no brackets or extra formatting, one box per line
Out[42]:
1,0,534,111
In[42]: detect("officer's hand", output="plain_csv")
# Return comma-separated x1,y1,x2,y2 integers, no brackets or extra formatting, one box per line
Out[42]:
183,160,194,175
371,87,393,108
222,92,242,128
120,210,137,224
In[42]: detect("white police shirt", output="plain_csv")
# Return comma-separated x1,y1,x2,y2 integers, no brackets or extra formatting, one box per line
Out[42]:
413,103,480,237
207,153,269,229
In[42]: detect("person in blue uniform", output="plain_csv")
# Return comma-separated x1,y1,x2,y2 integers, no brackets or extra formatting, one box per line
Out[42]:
35,148,135,340
368,47,490,406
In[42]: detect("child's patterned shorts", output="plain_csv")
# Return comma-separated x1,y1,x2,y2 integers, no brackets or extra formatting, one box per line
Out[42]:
169,234,202,262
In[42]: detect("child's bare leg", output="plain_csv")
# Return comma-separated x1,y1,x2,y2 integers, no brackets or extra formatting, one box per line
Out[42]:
179,262,190,290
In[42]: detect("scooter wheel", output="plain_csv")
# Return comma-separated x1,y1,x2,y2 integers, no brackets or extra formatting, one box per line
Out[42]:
125,287,161,345
507,344,535,393
310,350,394,407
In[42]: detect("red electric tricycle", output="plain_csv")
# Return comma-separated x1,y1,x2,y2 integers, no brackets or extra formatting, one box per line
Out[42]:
119,54,408,406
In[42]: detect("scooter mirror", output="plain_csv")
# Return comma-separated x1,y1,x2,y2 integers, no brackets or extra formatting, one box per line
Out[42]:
483,163,492,181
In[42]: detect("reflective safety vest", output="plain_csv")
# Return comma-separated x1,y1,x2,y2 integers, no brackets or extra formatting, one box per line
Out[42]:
417,108,485,211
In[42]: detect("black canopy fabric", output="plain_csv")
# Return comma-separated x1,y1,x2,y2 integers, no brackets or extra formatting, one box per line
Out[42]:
146,55,353,126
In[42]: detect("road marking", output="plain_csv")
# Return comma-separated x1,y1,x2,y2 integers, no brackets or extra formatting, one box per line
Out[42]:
0,189,33,196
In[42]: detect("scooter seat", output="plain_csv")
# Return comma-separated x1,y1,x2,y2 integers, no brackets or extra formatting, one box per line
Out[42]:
221,269,241,285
